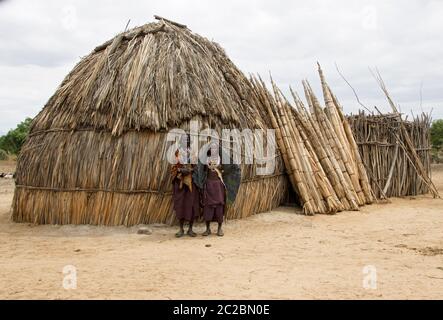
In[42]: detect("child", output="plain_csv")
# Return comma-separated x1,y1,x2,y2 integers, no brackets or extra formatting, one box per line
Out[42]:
202,148,226,237
171,135,199,237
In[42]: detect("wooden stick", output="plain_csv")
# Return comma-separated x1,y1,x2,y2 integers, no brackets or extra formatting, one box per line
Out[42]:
154,15,187,28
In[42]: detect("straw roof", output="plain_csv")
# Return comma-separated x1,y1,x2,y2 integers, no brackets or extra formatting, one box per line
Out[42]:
31,19,268,136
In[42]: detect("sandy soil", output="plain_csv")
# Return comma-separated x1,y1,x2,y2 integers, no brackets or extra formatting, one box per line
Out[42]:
0,161,442,300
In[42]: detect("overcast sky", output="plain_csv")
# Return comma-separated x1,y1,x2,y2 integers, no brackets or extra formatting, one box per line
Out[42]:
0,0,442,134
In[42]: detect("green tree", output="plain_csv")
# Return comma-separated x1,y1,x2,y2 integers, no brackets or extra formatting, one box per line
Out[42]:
430,119,443,150
0,117,33,155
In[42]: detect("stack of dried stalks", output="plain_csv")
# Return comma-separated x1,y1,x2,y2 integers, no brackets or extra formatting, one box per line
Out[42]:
251,64,374,215
348,112,433,198
370,70,439,198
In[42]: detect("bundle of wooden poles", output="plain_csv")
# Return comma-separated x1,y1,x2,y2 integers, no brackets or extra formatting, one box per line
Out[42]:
250,64,374,215
347,112,433,198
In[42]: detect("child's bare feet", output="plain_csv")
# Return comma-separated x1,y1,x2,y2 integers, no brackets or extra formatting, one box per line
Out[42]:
187,229,197,237
175,229,184,238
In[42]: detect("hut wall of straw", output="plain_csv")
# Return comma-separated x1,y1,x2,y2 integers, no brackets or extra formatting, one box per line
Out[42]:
12,19,288,226
13,128,287,225
347,112,432,198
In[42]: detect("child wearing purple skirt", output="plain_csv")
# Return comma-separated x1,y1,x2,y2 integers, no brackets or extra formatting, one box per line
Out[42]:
202,154,226,237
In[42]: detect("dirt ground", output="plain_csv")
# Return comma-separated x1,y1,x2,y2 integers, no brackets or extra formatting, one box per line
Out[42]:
0,161,442,300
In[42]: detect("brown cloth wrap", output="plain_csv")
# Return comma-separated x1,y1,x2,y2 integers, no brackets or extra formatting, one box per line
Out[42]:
171,153,200,222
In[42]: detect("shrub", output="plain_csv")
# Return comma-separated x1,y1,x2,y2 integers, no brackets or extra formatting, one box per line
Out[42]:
430,119,443,150
0,149,7,161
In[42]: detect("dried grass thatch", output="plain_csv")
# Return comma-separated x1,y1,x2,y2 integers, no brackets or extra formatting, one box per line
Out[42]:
12,17,288,225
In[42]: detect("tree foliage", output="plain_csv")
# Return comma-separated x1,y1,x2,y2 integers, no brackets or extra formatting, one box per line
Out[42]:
0,118,33,155
0,149,7,160
430,119,443,150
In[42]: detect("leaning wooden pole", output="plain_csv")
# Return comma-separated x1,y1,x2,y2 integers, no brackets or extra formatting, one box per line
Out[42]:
326,84,375,204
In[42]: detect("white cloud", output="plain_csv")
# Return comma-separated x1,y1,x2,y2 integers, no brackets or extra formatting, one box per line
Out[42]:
0,0,442,134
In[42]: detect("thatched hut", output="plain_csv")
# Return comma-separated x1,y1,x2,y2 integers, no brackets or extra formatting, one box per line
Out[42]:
12,18,288,226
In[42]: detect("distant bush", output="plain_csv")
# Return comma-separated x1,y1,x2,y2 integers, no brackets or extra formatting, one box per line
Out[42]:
0,117,32,155
431,119,443,150
431,148,443,164
0,149,7,161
